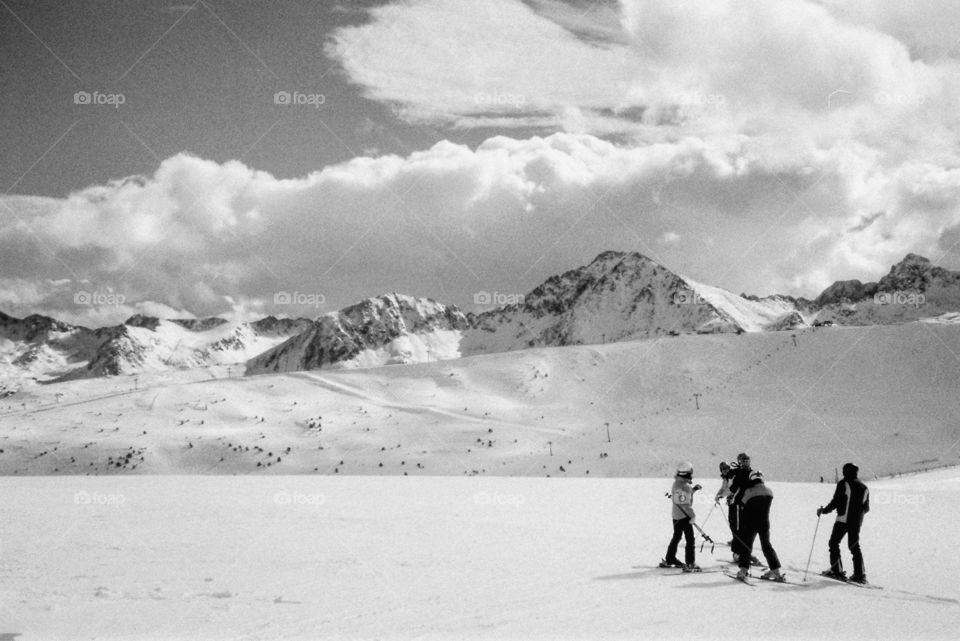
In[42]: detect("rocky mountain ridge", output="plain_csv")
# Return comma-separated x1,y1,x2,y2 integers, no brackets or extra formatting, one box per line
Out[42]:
3,252,960,381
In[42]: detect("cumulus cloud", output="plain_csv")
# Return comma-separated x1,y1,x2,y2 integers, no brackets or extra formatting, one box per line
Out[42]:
5,0,960,325
4,129,960,324
328,0,950,144
319,0,960,291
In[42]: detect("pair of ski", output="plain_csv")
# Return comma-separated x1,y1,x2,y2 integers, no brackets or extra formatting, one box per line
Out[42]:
780,563,883,590
638,563,726,574
719,559,806,586
724,570,802,586
815,571,882,590
727,568,881,589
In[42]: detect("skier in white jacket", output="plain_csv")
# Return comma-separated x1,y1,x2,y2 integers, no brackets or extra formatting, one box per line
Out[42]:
660,462,702,571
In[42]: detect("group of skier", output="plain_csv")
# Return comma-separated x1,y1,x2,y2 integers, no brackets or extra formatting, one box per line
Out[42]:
660,453,871,584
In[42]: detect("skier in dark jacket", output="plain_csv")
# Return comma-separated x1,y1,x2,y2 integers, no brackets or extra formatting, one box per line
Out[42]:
736,470,783,581
722,452,758,564
818,462,870,583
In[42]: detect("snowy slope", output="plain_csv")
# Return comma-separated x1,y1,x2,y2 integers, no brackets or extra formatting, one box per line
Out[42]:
3,322,959,481
1,471,957,640
683,278,810,332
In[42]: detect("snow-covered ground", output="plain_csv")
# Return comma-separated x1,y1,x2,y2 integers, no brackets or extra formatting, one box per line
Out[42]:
1,470,958,640
2,321,959,639
2,323,958,481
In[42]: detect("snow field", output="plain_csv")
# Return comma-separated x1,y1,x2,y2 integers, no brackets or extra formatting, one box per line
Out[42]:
1,472,958,640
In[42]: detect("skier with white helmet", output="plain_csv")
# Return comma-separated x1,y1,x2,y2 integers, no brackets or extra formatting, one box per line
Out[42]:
659,461,702,572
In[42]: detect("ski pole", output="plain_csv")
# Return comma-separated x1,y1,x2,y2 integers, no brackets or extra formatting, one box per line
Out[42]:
691,521,715,554
803,513,822,582
700,500,717,529
690,519,714,543
676,503,715,553
686,510,716,552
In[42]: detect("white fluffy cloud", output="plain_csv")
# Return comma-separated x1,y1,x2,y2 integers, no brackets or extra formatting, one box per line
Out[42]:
329,0,949,143
4,129,960,325
5,0,960,324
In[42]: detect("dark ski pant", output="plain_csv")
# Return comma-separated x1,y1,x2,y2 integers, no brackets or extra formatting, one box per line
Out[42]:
727,502,738,540
666,517,695,565
828,520,864,577
736,497,781,571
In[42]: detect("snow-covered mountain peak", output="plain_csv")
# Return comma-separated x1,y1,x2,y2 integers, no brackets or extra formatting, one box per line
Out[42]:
8,252,960,381
246,295,469,375
338,293,464,333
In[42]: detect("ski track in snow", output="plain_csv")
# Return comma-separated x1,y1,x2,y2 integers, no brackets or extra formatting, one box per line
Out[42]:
293,372,566,436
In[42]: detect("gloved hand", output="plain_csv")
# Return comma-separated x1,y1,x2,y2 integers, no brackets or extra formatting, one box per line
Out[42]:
693,484,702,491
816,506,824,516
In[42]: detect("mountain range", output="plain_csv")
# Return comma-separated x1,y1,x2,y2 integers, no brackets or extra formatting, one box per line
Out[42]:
2,251,959,383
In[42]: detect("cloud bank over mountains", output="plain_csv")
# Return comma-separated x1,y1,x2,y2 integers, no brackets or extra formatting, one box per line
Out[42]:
4,0,960,325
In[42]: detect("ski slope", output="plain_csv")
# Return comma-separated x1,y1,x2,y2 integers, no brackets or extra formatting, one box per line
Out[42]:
2,323,959,481
1,470,958,640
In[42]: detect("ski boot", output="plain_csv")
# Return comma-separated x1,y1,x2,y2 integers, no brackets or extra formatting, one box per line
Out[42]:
735,567,750,581
820,569,847,581
681,563,701,573
761,568,785,582
848,574,868,584
658,558,684,568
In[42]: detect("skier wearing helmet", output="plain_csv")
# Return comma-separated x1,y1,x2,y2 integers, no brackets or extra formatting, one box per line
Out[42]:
735,469,784,581
818,462,870,583
659,462,702,572
721,452,760,566
715,462,736,542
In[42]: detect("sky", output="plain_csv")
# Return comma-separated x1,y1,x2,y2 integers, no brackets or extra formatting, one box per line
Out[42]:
3,0,960,325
